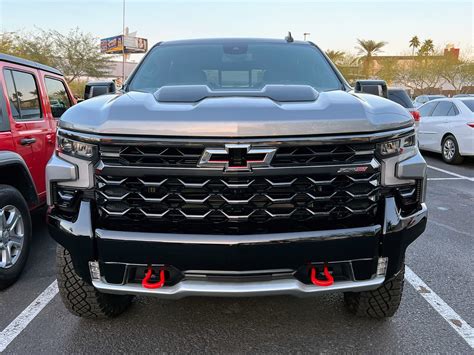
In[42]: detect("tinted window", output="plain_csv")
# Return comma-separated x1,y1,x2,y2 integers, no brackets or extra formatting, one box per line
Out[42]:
6,70,42,120
388,89,414,108
431,101,453,116
129,43,342,92
4,70,21,120
460,100,474,112
45,78,72,118
418,102,437,116
447,105,459,116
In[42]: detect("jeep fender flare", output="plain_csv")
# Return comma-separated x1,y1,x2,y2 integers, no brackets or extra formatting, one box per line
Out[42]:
0,151,39,207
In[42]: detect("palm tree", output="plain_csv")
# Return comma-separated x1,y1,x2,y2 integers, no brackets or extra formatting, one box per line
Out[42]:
409,36,420,56
325,50,345,65
419,39,434,56
355,39,387,78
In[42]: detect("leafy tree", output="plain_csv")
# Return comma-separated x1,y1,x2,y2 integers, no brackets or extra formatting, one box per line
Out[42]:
0,28,110,84
325,50,346,65
409,36,420,56
396,55,444,94
355,39,387,78
439,58,474,93
376,58,399,85
0,33,15,54
48,28,110,83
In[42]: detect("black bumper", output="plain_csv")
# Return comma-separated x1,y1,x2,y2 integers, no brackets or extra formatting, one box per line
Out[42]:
48,198,427,284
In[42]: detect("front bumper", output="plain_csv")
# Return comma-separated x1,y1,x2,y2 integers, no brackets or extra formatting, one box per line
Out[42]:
48,198,427,298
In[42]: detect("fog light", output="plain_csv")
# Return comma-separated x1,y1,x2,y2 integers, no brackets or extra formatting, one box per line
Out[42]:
89,261,101,280
377,257,388,276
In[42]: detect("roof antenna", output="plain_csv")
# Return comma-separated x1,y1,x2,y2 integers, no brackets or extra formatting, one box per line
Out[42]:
285,31,294,43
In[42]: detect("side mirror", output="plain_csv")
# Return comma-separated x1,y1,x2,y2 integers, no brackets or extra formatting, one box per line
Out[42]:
84,81,116,100
354,80,388,98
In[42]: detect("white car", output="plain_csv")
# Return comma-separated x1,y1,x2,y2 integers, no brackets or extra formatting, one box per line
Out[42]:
413,94,446,108
418,98,474,164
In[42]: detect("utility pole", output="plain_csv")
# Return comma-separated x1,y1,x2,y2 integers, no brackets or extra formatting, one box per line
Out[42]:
303,32,310,41
122,0,126,85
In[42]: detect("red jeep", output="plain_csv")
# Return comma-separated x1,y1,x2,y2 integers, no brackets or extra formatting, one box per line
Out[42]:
0,53,75,289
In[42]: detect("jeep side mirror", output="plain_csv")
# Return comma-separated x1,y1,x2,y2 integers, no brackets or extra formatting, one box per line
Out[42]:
84,81,116,100
354,80,388,98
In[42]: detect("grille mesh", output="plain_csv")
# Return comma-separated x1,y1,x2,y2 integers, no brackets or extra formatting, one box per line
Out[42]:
99,142,375,168
95,172,381,234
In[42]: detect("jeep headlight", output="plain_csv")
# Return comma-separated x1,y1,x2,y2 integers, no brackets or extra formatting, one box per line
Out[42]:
377,134,416,157
57,136,98,160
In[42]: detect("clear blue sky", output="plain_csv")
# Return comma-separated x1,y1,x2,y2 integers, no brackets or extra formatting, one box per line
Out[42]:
1,0,472,59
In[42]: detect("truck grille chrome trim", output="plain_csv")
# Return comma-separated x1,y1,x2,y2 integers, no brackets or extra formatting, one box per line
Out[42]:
92,275,386,299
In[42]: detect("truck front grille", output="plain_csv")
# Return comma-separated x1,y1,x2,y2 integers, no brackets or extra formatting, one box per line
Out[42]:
95,172,381,234
99,142,375,168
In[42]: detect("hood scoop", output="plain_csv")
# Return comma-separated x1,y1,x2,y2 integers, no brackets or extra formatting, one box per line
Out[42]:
154,84,319,103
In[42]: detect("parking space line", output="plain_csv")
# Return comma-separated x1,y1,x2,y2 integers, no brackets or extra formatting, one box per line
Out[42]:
405,266,474,349
427,165,474,181
427,177,465,181
0,281,58,352
429,220,471,237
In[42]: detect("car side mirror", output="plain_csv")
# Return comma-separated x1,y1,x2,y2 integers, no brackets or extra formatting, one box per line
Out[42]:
84,81,116,100
354,80,388,98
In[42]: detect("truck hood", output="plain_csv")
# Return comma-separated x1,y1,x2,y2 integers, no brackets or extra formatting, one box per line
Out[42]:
60,90,413,137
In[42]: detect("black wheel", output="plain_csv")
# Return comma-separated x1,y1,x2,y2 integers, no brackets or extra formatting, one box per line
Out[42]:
344,265,405,319
442,135,464,164
56,245,133,318
0,185,32,290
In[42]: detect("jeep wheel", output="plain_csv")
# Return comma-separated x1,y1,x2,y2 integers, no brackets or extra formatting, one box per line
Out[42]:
442,135,464,164
0,185,32,290
56,245,133,318
343,265,405,318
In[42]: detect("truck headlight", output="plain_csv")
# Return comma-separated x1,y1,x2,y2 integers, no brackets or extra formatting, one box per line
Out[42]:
57,136,98,160
377,134,416,157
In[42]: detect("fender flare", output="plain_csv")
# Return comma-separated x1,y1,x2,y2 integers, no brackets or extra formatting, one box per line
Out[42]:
0,151,39,207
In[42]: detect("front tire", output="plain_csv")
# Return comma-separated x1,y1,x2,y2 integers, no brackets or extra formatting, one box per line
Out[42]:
56,245,133,318
344,265,405,318
442,135,464,164
0,185,32,290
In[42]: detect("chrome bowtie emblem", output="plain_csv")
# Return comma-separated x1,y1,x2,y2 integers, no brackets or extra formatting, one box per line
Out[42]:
198,144,276,171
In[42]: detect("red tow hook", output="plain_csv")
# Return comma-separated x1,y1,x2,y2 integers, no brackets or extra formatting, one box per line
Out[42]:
142,266,166,289
310,264,334,287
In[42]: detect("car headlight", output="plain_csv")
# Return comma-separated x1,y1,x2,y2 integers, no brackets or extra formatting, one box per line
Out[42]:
57,135,98,160
377,134,416,157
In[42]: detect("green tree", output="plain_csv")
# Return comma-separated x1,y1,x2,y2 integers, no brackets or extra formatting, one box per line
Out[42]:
0,28,110,84
376,58,399,85
48,28,110,83
409,36,420,56
325,50,346,65
418,39,435,56
355,39,387,78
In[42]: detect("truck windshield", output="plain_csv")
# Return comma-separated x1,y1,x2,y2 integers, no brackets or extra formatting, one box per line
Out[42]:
127,42,343,93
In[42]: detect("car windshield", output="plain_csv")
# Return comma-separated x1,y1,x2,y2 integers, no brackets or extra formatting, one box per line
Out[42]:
460,99,474,112
127,42,343,93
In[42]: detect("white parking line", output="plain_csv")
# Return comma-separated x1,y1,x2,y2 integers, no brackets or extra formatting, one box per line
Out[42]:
1,269,473,352
427,177,465,181
429,220,471,237
0,280,58,352
427,165,474,181
405,266,474,349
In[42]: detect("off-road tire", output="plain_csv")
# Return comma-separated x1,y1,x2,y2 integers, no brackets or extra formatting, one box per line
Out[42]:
442,135,464,164
56,245,133,318
344,265,405,319
0,185,32,290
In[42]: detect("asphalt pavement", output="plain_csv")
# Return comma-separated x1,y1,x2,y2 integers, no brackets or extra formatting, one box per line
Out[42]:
0,151,473,353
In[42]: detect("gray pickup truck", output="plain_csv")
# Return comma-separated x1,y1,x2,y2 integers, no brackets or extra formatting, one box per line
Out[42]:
46,38,427,319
